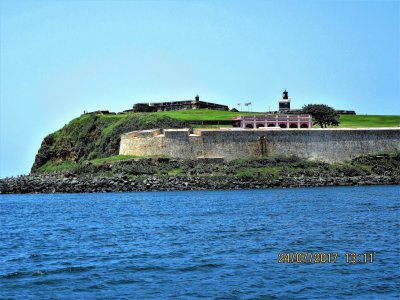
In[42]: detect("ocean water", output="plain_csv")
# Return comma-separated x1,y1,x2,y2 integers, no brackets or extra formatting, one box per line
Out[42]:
0,186,399,299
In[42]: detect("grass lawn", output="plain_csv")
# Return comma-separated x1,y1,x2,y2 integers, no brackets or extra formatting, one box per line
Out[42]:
90,155,139,165
153,109,399,128
91,109,399,128
155,109,258,120
337,115,400,128
36,160,78,173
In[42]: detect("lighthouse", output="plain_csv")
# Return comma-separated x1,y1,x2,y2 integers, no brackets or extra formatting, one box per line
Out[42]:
279,89,291,112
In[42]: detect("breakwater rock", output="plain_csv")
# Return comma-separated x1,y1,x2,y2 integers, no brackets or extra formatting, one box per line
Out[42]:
1,174,399,194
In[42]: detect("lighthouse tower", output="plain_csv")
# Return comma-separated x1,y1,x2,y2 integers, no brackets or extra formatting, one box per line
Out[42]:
279,89,291,112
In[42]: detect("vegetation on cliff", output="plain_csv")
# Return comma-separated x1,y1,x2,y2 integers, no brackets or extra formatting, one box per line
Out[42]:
33,152,400,180
31,113,187,173
3,153,398,194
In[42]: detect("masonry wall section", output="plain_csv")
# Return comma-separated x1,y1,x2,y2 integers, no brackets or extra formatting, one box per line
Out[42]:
119,128,400,162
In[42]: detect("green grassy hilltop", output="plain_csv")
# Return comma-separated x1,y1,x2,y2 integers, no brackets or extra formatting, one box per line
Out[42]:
158,110,400,127
338,115,400,128
31,109,399,174
157,109,255,120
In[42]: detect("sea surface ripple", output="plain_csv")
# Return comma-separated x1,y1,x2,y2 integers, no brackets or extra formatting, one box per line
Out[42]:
1,186,399,299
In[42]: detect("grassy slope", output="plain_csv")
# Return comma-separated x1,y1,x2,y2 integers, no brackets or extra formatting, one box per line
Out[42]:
32,113,187,173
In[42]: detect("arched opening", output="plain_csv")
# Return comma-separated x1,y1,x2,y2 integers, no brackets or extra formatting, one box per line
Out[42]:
279,124,287,128
245,124,254,129
256,124,264,128
267,124,276,127
289,124,298,128
300,124,309,128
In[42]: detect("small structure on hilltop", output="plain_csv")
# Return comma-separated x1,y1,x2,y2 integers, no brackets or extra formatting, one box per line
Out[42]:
83,110,116,115
129,95,229,112
233,115,312,129
336,110,356,115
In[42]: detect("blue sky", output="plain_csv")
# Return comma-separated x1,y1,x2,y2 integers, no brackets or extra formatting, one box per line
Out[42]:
1,0,399,178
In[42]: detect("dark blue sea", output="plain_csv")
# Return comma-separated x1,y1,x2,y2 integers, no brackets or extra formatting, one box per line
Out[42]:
1,186,399,299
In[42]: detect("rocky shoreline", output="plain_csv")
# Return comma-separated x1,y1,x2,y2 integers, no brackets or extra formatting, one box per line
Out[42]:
1,174,398,194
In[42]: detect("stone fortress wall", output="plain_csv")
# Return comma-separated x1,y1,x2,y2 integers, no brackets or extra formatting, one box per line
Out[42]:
119,128,400,162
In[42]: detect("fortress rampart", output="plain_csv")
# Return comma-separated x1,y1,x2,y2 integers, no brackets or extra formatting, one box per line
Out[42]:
119,128,400,162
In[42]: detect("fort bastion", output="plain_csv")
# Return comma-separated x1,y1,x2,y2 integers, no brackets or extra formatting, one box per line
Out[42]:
119,128,400,162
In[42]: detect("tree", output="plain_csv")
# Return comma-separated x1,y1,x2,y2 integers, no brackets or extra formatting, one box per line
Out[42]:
302,104,340,128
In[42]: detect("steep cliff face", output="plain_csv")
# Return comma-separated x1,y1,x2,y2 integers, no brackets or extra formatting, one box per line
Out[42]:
31,113,187,173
